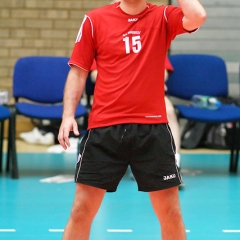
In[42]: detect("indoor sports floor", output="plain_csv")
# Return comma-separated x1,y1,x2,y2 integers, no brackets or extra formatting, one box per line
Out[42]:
1,143,240,240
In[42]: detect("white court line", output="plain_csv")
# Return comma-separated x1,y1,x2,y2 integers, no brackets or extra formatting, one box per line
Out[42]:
48,228,190,233
49,229,64,232
107,229,133,233
0,229,16,232
223,230,240,233
107,229,191,233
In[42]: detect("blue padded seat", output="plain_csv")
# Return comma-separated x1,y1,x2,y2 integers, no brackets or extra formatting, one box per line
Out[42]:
176,104,240,123
0,106,11,119
15,103,87,120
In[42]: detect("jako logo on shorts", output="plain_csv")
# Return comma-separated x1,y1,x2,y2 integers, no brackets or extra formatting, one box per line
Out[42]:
163,174,176,181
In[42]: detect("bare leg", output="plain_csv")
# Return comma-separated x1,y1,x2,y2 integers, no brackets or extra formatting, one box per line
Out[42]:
63,183,106,240
149,187,186,240
165,96,180,154
165,96,181,167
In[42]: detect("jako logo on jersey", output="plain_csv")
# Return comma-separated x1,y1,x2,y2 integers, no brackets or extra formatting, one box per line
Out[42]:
163,174,176,181
128,18,138,22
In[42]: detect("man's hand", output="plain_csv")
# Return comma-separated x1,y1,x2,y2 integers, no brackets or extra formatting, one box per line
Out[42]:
58,117,79,150
58,65,88,149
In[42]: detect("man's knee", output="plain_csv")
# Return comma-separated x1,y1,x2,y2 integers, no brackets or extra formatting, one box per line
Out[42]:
165,205,183,220
70,184,105,223
70,198,93,223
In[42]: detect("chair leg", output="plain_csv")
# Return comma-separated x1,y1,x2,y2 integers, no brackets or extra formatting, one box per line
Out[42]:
232,124,240,172
6,118,10,172
229,123,239,173
0,121,3,172
6,105,18,179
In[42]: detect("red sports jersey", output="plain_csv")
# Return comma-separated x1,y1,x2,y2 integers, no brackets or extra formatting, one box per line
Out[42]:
165,57,174,72
91,56,173,74
69,2,190,129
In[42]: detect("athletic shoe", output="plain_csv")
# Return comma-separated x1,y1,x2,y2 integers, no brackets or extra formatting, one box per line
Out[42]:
19,127,54,145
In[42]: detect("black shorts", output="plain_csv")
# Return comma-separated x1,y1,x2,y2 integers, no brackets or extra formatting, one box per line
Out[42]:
75,124,182,192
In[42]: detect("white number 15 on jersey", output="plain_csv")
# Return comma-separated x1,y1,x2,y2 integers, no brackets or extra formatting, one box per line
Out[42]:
123,36,142,54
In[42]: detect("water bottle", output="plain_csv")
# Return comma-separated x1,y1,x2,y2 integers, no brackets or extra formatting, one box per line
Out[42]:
191,95,222,110
0,90,10,105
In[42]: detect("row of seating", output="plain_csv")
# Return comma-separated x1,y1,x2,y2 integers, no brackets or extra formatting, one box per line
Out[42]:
0,54,239,178
166,54,240,173
0,56,88,178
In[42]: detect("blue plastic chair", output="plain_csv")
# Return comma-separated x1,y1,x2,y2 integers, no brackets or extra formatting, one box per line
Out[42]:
0,105,17,178
12,56,88,177
13,56,87,120
166,54,240,173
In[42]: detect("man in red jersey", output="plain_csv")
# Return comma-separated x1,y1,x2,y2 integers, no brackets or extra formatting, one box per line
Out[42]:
90,56,182,173
58,1,206,239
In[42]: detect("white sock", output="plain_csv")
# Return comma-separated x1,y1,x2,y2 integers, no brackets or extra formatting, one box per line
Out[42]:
175,153,180,168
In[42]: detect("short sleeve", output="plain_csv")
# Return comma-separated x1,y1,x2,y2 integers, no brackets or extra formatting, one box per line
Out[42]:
68,15,95,71
164,5,188,40
90,60,97,71
165,56,174,72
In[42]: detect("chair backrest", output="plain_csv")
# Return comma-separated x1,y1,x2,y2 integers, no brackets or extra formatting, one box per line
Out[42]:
166,54,229,100
13,56,70,103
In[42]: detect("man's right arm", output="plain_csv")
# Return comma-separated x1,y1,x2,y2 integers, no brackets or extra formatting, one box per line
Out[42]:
177,0,207,31
58,65,88,149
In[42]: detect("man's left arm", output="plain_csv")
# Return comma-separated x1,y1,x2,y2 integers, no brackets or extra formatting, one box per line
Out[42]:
177,0,207,31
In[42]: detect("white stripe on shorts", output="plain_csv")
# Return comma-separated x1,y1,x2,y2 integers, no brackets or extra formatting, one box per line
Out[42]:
75,129,92,181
